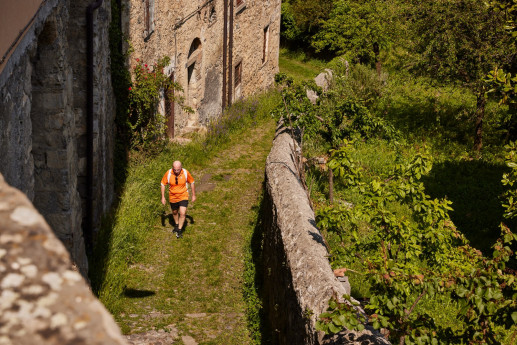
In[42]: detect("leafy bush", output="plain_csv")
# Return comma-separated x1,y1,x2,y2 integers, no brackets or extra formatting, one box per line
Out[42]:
316,139,517,344
128,56,191,149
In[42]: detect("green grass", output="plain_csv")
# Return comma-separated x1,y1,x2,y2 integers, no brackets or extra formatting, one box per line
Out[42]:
89,91,280,343
278,47,327,82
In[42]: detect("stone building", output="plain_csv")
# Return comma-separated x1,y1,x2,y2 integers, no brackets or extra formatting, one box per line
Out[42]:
124,0,281,137
0,0,281,276
0,0,115,276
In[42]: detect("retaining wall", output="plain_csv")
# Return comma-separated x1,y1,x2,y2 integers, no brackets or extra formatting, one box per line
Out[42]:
263,127,390,345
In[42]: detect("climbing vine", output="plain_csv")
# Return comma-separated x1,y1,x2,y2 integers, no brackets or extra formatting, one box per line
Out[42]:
128,56,191,149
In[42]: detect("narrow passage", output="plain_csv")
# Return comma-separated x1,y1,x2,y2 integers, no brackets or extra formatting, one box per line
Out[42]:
119,119,276,345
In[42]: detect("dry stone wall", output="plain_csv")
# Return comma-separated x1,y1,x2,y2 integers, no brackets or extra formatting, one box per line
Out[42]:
263,127,390,345
0,0,115,275
0,173,127,345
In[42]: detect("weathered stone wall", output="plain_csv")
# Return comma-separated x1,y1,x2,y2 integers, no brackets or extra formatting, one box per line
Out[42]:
263,127,390,345
125,0,280,136
0,173,128,345
0,0,115,275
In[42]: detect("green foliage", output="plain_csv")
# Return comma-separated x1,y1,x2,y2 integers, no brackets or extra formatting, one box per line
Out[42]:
280,2,301,42
284,0,333,43
408,0,512,86
273,70,397,152
128,56,191,149
316,294,367,333
315,138,517,344
502,141,517,219
311,0,397,64
486,67,517,105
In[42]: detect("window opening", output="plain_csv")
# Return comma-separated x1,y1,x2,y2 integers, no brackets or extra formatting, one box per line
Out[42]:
143,0,155,38
262,25,269,64
234,61,242,87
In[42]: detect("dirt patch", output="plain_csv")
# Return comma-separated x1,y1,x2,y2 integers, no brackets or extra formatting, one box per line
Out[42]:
195,173,216,193
195,173,232,193
125,325,178,345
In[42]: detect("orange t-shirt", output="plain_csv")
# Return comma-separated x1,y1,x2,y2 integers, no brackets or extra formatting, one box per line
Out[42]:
161,168,195,203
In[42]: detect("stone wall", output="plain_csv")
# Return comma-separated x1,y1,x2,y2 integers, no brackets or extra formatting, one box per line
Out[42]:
124,0,281,136
0,0,115,276
0,173,128,345
263,127,390,345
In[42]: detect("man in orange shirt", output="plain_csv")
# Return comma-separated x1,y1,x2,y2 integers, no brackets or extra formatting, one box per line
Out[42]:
161,160,196,238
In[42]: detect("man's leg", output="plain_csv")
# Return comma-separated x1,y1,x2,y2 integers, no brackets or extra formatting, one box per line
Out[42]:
177,206,187,231
171,208,179,231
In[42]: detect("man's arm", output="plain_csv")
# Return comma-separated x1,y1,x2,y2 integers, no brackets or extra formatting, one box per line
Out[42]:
190,182,196,203
161,184,167,205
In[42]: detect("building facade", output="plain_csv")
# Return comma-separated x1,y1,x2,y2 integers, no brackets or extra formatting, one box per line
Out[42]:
124,0,281,137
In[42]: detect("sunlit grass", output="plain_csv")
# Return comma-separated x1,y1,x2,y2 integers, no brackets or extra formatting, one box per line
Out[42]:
279,47,327,82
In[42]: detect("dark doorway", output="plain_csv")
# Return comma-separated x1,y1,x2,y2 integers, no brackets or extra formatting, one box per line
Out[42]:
165,72,175,139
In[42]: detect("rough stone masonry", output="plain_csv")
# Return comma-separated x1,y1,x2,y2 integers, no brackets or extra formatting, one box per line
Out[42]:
125,0,281,136
0,0,115,276
0,173,127,345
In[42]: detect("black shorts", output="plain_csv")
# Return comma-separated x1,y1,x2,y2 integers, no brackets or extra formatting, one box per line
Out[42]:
170,200,188,210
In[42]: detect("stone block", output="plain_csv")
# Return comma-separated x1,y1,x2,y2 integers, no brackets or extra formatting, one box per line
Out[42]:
45,212,73,238
0,173,128,344
46,150,68,169
78,157,87,176
32,90,66,111
32,190,58,214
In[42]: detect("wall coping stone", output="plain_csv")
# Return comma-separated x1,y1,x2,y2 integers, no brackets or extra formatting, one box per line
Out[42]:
0,173,128,345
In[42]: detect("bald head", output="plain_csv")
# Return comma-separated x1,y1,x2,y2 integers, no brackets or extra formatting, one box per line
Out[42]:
172,161,182,174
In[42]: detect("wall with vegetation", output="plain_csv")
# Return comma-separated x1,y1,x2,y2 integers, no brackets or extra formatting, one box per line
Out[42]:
124,0,281,136
262,127,389,345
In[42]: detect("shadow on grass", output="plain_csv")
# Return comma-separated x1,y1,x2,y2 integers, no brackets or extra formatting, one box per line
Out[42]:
123,287,156,298
88,197,123,296
161,212,195,229
422,159,515,255
246,185,273,345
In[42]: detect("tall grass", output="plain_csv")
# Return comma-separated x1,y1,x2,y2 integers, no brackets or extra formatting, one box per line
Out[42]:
279,47,328,82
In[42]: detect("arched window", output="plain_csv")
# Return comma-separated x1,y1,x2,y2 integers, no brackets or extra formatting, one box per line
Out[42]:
186,38,203,112
187,38,202,85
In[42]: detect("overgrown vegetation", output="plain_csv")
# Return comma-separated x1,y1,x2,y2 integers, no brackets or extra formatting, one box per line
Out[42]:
275,54,517,343
127,56,191,149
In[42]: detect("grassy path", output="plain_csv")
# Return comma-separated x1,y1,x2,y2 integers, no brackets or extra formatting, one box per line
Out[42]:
114,119,276,344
